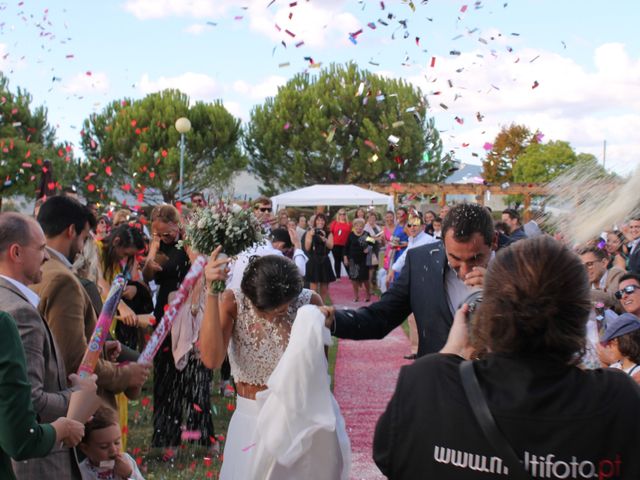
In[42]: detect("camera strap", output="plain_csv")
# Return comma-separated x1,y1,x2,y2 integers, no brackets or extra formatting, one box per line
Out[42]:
459,360,531,480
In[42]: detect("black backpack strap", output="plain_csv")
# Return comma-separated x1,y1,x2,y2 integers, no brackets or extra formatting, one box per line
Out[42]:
459,360,531,480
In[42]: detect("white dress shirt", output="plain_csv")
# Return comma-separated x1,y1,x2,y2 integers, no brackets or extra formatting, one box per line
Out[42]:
391,231,437,273
0,274,40,308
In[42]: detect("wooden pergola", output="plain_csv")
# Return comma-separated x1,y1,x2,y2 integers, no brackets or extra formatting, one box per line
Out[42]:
361,182,549,221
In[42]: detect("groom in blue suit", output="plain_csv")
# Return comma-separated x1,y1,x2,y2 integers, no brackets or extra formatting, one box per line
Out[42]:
325,203,497,357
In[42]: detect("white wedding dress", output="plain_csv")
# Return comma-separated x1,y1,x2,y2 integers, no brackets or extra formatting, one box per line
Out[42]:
248,305,351,479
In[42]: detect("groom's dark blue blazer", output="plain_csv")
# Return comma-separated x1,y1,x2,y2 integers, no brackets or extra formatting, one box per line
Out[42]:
334,241,454,356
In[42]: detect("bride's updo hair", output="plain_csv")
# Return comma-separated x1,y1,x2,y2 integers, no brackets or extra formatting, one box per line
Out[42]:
241,255,303,311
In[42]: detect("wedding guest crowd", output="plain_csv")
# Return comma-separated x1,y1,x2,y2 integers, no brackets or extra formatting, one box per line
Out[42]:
3,189,640,480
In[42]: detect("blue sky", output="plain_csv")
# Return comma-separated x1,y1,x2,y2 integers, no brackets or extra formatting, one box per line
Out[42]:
1,0,639,193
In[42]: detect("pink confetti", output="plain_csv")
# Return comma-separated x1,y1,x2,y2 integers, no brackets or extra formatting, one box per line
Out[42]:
483,142,493,151
430,56,436,67
283,122,291,130
180,430,202,441
532,80,540,89
460,5,468,12
242,443,256,452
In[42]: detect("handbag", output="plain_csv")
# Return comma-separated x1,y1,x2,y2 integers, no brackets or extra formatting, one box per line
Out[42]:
459,361,531,480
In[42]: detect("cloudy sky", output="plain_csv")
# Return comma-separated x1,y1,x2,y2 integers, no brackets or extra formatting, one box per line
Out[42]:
1,0,639,188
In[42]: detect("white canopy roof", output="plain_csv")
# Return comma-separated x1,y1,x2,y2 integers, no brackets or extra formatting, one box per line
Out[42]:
271,184,394,212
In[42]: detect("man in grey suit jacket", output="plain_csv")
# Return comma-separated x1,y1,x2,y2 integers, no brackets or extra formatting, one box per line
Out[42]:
324,203,497,357
0,212,90,479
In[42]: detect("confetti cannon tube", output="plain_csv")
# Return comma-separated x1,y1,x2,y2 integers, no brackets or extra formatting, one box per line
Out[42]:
77,275,128,378
138,255,207,364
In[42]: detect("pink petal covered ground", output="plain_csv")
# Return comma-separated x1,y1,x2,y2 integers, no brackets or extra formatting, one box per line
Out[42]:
331,277,411,480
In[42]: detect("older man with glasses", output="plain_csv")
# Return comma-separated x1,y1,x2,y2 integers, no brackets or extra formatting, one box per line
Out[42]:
579,246,624,311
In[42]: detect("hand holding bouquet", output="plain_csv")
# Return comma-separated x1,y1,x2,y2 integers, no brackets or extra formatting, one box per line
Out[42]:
182,201,265,292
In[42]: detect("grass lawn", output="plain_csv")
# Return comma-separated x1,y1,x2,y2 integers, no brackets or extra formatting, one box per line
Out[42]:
127,340,340,479
126,369,233,479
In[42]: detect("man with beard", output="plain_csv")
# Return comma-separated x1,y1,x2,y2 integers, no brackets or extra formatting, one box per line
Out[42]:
323,203,496,357
31,196,150,409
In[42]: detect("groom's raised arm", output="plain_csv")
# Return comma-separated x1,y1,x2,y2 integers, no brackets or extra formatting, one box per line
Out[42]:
332,254,413,340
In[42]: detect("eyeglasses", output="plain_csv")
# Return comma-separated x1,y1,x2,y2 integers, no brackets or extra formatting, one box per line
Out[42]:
615,285,639,299
258,207,272,213
153,232,176,239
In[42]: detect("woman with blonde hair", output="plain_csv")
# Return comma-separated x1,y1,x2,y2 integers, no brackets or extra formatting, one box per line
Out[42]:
142,204,216,452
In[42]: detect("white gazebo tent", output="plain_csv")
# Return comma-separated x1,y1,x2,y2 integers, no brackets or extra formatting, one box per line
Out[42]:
270,184,395,213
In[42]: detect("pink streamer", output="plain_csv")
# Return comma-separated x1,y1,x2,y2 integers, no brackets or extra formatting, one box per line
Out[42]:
137,256,207,364
77,276,127,378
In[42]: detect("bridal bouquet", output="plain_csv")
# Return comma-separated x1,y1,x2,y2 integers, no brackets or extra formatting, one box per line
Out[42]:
182,201,265,291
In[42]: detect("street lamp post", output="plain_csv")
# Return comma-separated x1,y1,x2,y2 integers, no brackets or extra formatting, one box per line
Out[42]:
175,117,191,202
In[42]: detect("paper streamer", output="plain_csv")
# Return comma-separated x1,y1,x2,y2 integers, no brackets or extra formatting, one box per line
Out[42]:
77,275,128,378
138,255,207,364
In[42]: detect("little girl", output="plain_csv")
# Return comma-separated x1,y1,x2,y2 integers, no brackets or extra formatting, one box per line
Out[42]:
79,406,145,480
597,312,640,376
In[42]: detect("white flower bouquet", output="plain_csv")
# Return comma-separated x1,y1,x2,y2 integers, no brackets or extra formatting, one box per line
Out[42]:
182,202,265,291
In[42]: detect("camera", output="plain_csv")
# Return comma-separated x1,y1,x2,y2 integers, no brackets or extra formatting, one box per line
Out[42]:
461,290,483,326
315,228,325,237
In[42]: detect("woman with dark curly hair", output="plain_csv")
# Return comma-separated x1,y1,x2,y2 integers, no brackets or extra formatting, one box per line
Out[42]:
374,236,640,479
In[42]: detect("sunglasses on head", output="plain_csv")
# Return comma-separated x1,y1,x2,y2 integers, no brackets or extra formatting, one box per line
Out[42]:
615,285,639,299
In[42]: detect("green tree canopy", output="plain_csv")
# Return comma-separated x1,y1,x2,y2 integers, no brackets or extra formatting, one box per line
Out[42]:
245,62,454,195
513,140,580,183
482,123,539,184
80,89,246,203
0,74,77,201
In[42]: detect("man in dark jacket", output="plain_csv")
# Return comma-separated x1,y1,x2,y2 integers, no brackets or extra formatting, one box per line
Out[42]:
324,203,496,356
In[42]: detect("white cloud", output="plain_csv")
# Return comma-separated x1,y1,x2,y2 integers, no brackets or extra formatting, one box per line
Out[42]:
138,72,220,100
232,75,286,100
250,2,359,48
123,0,227,20
62,72,111,94
223,100,247,122
124,0,359,48
398,42,640,176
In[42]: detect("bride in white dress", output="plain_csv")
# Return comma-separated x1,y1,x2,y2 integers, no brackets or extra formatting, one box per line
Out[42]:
200,250,349,479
